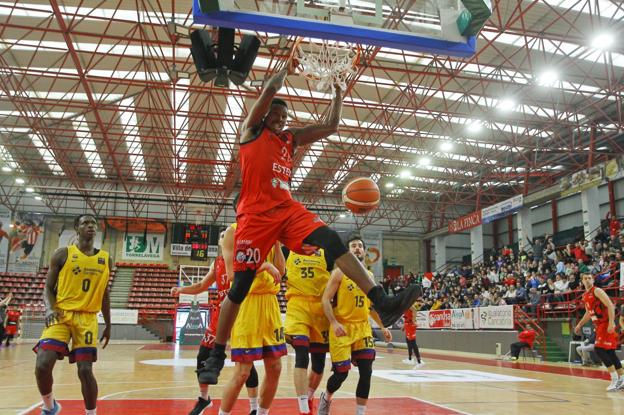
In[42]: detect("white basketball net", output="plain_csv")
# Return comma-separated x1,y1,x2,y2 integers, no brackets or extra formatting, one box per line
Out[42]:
296,40,358,94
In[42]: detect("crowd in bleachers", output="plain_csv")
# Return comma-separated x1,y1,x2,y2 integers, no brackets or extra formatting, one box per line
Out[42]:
383,216,624,313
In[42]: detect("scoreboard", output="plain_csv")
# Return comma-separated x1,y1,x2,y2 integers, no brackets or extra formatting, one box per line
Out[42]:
172,223,221,261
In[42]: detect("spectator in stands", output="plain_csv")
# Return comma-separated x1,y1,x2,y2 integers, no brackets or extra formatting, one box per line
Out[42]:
608,213,621,238
568,274,580,291
524,288,541,314
576,329,596,366
382,275,392,294
471,294,481,307
526,237,545,262
515,282,527,304
554,274,569,301
610,234,621,250
503,285,517,305
502,246,512,257
509,329,536,361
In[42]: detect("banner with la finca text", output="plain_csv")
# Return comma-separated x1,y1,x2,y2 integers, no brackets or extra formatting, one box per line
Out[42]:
7,212,45,273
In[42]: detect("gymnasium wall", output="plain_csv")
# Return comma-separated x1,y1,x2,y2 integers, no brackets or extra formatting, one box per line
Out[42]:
382,235,421,274
385,329,519,355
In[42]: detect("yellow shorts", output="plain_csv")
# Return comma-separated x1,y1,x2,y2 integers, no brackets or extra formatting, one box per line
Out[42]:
285,295,329,353
231,293,287,362
329,320,375,372
34,310,99,363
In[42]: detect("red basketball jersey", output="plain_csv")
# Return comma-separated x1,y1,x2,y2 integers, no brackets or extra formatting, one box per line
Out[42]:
6,309,20,324
582,286,609,324
237,127,295,215
403,309,414,324
213,256,230,305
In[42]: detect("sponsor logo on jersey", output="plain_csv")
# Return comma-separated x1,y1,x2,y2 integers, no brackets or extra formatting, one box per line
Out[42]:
98,257,105,265
236,251,247,263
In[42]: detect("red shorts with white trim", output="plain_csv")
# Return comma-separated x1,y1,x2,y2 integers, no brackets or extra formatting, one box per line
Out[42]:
233,199,325,272
595,322,619,350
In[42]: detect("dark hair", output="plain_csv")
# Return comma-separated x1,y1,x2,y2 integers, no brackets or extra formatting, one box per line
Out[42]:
270,98,288,109
346,232,365,249
74,214,95,228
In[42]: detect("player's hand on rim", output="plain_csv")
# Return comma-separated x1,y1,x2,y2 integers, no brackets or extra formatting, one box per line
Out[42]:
100,325,111,349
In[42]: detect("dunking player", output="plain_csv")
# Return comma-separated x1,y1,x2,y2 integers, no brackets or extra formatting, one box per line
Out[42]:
199,62,420,385
284,248,334,415
218,229,286,415
34,214,111,415
574,273,623,391
171,229,259,415
317,234,392,415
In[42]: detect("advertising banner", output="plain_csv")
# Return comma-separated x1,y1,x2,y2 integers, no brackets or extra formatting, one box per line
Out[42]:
448,211,482,234
560,166,603,197
171,243,192,257
97,309,138,325
122,233,164,261
427,309,452,329
477,305,514,329
7,212,45,273
482,195,523,224
0,207,11,272
451,308,475,329
415,311,429,329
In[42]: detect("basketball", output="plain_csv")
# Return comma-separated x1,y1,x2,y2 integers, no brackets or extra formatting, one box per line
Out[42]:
342,177,380,214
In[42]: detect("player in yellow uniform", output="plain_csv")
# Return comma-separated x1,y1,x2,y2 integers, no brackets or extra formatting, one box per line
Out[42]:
218,222,286,415
34,214,111,415
284,249,334,415
317,234,391,415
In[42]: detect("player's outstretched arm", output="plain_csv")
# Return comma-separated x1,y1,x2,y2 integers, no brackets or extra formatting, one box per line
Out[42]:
43,247,67,327
171,261,217,296
241,68,289,135
574,310,592,334
291,85,343,148
370,309,392,341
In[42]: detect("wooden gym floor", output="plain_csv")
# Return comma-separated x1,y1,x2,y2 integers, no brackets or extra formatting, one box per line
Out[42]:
1,342,623,415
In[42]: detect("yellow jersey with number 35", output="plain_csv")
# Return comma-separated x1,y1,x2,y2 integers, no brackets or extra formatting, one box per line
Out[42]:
334,272,372,324
285,250,330,299
56,245,110,313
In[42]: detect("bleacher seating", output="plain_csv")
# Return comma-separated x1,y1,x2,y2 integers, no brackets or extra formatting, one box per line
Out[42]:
0,267,115,311
126,265,177,316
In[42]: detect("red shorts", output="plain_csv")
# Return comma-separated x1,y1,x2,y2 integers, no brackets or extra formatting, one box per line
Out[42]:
404,324,416,341
594,322,618,350
234,199,325,272
5,324,17,336
200,305,220,348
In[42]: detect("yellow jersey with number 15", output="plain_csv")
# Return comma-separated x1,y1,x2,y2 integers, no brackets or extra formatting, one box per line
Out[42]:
56,245,110,313
334,271,373,324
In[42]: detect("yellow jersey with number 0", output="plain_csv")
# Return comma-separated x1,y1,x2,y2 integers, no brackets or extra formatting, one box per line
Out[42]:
56,245,110,313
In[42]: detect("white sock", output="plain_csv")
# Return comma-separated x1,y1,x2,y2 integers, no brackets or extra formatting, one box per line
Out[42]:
199,384,209,400
610,371,618,381
86,409,96,415
307,388,315,400
356,404,367,415
297,395,310,413
218,410,231,415
257,408,269,415
249,397,259,411
41,393,54,410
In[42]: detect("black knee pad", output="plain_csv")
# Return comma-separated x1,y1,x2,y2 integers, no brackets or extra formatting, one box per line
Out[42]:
245,364,259,388
228,270,256,304
294,345,310,369
355,359,373,399
310,352,326,374
303,226,348,259
326,370,348,393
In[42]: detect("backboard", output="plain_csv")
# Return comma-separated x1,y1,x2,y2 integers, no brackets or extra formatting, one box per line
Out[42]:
193,0,481,57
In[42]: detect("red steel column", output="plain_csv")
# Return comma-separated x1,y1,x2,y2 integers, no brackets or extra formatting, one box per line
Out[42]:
608,180,617,217
551,199,559,234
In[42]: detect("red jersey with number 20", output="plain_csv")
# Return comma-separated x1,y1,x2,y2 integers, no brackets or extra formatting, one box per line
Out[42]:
237,126,295,215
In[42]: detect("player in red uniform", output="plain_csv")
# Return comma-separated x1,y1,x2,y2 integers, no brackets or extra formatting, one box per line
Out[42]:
4,307,20,347
199,63,420,386
171,230,259,415
574,273,623,391
402,306,424,368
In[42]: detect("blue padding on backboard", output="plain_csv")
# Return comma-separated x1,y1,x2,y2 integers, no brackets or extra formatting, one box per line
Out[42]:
192,0,476,57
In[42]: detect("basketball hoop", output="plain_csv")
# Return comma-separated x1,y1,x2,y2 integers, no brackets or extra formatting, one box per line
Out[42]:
290,38,360,94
